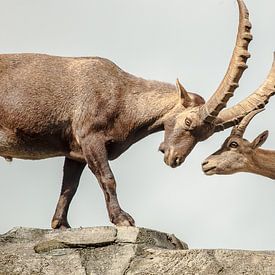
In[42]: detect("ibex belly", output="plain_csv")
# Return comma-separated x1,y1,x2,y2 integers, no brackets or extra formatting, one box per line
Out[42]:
0,126,69,160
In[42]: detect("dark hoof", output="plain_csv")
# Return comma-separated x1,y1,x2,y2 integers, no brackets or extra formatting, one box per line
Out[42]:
111,210,135,226
51,219,71,230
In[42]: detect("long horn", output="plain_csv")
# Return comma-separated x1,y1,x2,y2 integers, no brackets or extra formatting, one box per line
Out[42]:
215,52,275,132
231,109,264,137
200,0,252,123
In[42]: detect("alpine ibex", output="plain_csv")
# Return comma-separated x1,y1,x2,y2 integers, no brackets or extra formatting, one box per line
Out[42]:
0,0,273,228
202,108,275,180
202,53,275,179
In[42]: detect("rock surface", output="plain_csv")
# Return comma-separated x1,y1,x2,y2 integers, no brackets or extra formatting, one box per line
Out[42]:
0,226,274,274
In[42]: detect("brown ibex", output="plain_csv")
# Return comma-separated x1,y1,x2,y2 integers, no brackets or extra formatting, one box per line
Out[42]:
0,0,273,228
202,53,275,179
202,50,275,178
202,107,275,180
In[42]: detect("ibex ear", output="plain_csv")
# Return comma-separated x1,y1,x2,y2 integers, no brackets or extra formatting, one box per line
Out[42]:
251,130,269,149
176,78,192,108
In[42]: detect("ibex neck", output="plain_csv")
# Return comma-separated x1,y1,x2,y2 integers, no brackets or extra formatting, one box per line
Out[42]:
250,148,275,180
105,79,180,160
127,79,179,133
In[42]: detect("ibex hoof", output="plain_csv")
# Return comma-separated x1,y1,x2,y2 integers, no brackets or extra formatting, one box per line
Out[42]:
51,219,71,230
111,210,135,227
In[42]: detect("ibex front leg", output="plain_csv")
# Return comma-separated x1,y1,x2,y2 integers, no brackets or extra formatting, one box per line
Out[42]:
51,157,86,229
81,137,135,226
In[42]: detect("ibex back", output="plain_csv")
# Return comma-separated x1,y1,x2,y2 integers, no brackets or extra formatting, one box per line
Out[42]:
1,0,274,228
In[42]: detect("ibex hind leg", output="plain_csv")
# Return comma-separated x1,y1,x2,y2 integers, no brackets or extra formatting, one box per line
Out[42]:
51,157,86,229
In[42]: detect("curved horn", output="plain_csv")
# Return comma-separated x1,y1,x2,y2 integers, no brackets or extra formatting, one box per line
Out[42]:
215,52,275,132
200,0,252,123
231,108,264,137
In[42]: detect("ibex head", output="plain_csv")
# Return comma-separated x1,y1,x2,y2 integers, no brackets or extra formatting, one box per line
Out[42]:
159,79,214,167
159,0,255,168
202,109,269,175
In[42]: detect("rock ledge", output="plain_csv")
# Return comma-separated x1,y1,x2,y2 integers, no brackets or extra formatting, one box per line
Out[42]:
0,226,275,274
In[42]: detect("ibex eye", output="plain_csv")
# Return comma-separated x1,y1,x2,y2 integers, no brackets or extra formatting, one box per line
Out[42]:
229,141,238,148
185,118,192,127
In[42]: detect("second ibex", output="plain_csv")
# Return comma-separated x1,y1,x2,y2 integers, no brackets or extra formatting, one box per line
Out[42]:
0,0,274,228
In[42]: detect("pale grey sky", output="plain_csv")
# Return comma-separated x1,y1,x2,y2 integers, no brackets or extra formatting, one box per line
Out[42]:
0,0,275,250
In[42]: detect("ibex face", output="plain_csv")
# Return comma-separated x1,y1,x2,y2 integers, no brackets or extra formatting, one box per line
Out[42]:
161,124,215,168
202,110,269,175
159,91,215,167
202,136,254,175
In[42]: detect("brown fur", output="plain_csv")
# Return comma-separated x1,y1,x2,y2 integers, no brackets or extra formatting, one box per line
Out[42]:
1,53,208,227
202,110,275,180
0,0,263,227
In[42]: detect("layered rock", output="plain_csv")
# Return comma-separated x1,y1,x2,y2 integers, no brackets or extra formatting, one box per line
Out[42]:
0,226,275,274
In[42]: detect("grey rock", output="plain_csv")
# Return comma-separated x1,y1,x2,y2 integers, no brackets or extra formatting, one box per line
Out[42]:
128,248,275,275
0,226,186,275
0,226,275,274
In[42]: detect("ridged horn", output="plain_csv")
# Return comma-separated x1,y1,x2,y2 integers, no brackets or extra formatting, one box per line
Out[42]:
231,109,264,137
215,52,275,132
200,0,252,123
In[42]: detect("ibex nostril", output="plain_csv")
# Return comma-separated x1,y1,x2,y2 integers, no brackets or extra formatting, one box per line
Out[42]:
158,143,166,154
202,160,209,166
